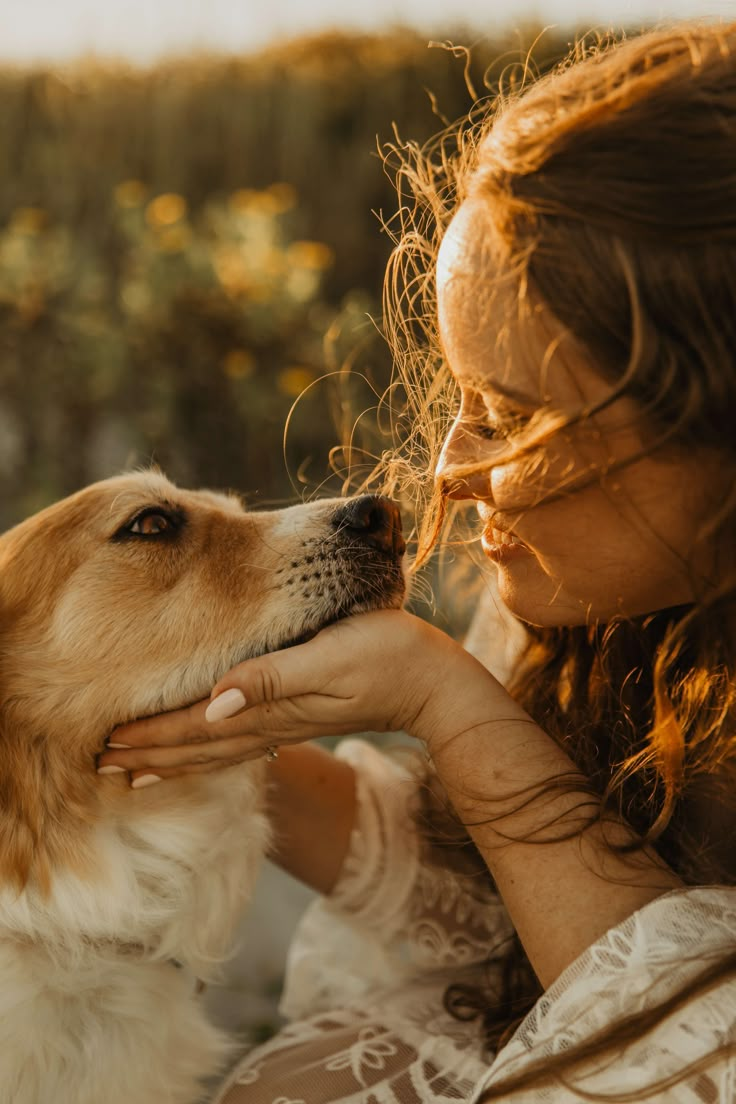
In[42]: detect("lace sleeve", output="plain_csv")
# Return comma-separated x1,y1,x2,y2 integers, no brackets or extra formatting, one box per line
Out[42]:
474,886,736,1103
279,738,512,1021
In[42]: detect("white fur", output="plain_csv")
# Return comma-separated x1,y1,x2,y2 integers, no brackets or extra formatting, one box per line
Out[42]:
0,767,269,1104
0,473,405,1104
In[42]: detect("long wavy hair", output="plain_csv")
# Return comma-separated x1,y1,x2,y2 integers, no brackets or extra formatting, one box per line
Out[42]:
379,20,736,1098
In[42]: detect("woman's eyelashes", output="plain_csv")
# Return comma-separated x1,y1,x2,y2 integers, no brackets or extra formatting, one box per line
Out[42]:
470,417,503,441
469,405,530,442
456,387,533,444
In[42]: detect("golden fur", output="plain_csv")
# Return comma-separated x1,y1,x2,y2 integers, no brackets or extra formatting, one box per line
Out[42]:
0,470,405,1104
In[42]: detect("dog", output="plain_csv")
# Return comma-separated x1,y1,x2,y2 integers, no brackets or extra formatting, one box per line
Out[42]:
0,470,406,1104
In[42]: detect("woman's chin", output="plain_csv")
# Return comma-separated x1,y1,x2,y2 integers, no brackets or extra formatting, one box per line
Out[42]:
493,564,590,629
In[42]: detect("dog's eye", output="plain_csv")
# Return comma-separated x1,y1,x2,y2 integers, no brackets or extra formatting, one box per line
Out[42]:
115,507,183,541
130,512,172,535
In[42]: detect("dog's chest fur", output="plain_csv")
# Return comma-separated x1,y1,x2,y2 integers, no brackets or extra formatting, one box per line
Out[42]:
0,764,269,1104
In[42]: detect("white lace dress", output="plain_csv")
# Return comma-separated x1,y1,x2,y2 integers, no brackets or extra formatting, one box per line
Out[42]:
210,738,736,1104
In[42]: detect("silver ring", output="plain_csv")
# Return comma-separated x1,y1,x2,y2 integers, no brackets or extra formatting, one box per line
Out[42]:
265,745,279,762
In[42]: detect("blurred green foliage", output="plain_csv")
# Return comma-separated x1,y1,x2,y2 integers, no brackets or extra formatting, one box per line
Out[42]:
0,28,576,527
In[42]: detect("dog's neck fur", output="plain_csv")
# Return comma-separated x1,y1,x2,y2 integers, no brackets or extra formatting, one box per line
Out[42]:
0,757,269,1104
0,763,269,978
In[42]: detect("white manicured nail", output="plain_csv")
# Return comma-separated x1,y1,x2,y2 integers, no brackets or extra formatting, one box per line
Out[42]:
205,688,246,723
107,742,132,749
131,774,162,789
97,764,127,775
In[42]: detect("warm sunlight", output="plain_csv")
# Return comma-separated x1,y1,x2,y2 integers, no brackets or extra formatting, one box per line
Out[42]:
2,0,734,62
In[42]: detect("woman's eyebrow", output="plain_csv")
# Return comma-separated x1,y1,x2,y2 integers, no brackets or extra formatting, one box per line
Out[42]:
491,383,539,408
450,361,539,409
440,342,540,409
476,378,540,411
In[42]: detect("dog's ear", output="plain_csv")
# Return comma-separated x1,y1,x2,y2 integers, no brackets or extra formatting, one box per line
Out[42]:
0,697,96,893
0,519,105,893
0,721,40,891
0,594,95,894
0,582,37,890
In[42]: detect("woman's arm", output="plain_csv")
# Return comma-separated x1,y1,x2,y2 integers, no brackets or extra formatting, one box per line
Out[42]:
415,665,682,987
99,609,682,988
265,742,357,895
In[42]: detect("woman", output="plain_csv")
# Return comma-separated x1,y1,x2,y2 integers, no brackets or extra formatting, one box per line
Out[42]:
98,20,736,1101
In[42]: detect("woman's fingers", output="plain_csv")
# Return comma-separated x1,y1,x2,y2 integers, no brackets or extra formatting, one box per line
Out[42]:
111,699,212,748
96,612,435,786
128,756,260,789
98,733,270,779
209,632,343,712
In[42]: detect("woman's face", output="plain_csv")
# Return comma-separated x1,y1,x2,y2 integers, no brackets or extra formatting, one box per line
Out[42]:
435,201,720,627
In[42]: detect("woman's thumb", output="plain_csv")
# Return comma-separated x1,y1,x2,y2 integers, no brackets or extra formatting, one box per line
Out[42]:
205,687,246,723
206,644,315,723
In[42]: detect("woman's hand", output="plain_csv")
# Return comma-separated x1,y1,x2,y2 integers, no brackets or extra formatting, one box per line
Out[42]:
96,609,467,787
96,605,683,986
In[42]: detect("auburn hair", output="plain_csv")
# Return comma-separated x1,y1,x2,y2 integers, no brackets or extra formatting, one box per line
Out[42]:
380,19,736,1098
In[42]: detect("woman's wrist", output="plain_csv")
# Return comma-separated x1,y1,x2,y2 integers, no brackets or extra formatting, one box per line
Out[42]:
407,647,682,987
408,640,522,755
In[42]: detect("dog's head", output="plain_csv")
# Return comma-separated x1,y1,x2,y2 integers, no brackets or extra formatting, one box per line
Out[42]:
0,470,406,889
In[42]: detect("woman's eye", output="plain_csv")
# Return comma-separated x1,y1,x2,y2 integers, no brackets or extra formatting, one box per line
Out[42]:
472,421,501,441
464,416,501,441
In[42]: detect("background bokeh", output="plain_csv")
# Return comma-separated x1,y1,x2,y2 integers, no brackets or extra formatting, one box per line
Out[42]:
1,7,728,1052
0,27,599,529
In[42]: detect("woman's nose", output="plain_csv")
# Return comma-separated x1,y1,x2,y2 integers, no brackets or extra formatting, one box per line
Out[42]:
435,422,494,501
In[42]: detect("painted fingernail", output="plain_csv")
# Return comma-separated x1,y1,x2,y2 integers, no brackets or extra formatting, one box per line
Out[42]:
106,742,132,749
205,688,246,723
131,774,162,789
97,764,127,775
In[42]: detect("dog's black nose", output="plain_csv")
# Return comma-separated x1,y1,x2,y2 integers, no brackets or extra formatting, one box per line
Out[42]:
332,495,405,557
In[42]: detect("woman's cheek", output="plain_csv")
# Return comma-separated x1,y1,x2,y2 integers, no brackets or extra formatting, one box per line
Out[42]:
489,463,521,508
490,452,556,512
491,431,601,514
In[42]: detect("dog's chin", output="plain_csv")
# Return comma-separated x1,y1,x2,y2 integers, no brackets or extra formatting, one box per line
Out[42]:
129,587,406,726
270,587,405,655
272,606,353,653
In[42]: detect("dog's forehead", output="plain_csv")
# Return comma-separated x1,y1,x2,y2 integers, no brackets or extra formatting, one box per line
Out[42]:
87,473,244,521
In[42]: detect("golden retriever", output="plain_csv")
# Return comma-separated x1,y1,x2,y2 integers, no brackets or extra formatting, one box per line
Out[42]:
0,470,406,1104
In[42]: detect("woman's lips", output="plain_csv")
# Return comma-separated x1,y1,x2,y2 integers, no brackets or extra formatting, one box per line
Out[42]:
481,526,531,563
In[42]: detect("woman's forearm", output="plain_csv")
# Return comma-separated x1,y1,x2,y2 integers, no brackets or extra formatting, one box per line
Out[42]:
265,742,357,896
417,650,683,989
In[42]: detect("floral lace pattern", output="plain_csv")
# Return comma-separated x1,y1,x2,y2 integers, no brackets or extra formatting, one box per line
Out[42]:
477,886,736,1103
211,742,736,1104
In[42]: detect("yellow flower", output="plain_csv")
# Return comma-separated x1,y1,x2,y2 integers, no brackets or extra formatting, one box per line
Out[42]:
114,180,148,208
265,182,297,213
287,240,334,271
146,193,188,228
213,246,251,295
10,207,47,235
228,184,296,217
228,188,259,213
222,349,256,380
156,225,192,253
277,366,317,397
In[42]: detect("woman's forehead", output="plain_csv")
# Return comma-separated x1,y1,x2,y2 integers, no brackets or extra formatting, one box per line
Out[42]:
437,202,610,411
437,201,501,288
